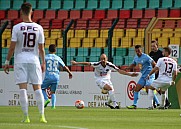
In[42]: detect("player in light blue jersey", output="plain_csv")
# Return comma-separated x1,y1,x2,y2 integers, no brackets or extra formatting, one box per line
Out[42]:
126,45,158,109
41,44,73,109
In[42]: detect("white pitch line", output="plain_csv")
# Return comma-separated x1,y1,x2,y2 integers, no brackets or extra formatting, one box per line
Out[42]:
0,123,88,129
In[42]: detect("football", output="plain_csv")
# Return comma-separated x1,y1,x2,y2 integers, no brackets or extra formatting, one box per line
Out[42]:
75,100,85,109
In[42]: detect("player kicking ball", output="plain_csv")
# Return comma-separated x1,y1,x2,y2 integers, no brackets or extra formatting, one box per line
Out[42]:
71,54,138,109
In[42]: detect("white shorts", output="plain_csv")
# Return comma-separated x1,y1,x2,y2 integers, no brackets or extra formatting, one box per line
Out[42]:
14,63,42,85
95,78,114,90
152,78,172,91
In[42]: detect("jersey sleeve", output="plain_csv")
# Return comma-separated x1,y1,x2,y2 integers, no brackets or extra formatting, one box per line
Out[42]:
173,61,177,72
90,62,100,68
11,26,17,42
108,62,119,71
38,25,45,44
147,54,154,64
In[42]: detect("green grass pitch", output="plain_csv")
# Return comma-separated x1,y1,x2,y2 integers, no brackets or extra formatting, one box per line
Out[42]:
0,106,181,129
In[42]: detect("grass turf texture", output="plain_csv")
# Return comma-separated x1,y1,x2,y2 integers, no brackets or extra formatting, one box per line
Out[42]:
0,106,181,129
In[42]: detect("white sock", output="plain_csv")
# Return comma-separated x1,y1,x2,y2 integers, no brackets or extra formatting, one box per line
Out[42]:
108,90,117,107
161,93,166,107
20,89,28,116
35,89,44,115
148,89,154,107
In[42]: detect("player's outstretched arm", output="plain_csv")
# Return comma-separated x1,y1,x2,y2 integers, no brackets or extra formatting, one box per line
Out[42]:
71,60,91,66
117,69,138,77
64,66,73,79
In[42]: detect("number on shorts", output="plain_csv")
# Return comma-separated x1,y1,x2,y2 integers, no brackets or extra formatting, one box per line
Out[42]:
23,32,36,47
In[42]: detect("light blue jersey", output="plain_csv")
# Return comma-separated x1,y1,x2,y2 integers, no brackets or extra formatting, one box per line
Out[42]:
42,54,65,92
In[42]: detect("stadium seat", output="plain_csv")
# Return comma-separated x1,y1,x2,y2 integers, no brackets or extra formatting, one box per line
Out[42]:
103,47,115,56
67,30,74,38
100,30,108,38
45,10,56,20
161,0,173,8
107,10,118,19
82,10,93,19
169,37,180,45
164,20,176,28
174,28,181,37
152,29,161,39
177,20,181,28
82,38,94,48
111,0,123,9
51,19,63,29
67,56,74,66
123,0,134,9
32,10,44,21
115,19,125,28
77,48,89,57
63,19,75,29
113,56,124,66
87,0,98,9
121,37,132,48
26,0,36,9
125,29,136,38
44,29,49,38
70,66,82,71
124,56,134,65
101,19,112,29
113,29,124,38
136,0,147,9
69,38,81,48
74,56,87,62
119,10,131,18
83,66,94,71
7,10,19,20
139,19,151,28
115,48,127,56
137,29,145,37
74,0,86,9
128,47,135,56
12,19,22,26
132,10,143,18
88,30,99,38
50,29,62,39
57,10,69,20
37,0,49,10
62,0,74,10
157,37,168,47
154,20,163,28
99,0,110,9
157,9,168,18
75,19,87,29
57,48,63,56
2,29,11,40
39,19,50,29
50,0,62,10
94,38,107,48
0,0,11,10
94,10,106,19
0,10,5,20
90,47,102,57
57,38,63,48
133,37,144,46
70,10,81,19
67,48,76,57
162,29,173,37
126,19,138,28
12,0,24,10
88,20,100,29
174,0,181,8
144,9,156,18
75,30,86,38
45,38,56,48
169,9,180,17
148,0,160,8
112,38,121,47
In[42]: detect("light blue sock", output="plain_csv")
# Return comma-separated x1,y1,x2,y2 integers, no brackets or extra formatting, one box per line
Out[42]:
153,94,160,105
51,94,56,107
133,91,140,106
42,90,49,101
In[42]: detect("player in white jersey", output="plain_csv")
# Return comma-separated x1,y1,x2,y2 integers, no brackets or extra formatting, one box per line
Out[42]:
146,47,177,109
71,54,138,109
3,3,47,123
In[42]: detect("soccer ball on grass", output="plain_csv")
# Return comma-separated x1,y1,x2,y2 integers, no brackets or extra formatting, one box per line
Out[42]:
75,100,84,109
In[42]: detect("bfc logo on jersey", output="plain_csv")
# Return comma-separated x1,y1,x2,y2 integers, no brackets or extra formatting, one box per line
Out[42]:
127,81,136,100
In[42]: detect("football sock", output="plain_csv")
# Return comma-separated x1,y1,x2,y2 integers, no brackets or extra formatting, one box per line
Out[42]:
108,90,117,107
148,89,154,107
133,91,140,106
161,93,166,107
51,94,56,108
35,89,44,115
42,89,49,101
20,89,28,116
153,94,160,105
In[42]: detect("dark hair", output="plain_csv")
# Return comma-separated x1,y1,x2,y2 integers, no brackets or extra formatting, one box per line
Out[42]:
135,45,141,49
151,40,158,47
49,44,56,53
163,47,172,55
21,3,32,16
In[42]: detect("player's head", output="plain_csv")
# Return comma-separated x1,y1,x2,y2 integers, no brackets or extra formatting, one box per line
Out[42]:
100,54,108,66
20,3,32,16
151,40,158,52
135,45,142,57
49,44,56,53
163,47,172,57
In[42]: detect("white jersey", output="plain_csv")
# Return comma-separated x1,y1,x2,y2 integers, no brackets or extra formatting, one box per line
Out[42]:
11,22,44,64
91,61,119,79
156,57,177,81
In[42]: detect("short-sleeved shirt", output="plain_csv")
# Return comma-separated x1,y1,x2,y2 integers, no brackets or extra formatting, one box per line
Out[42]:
132,53,154,78
11,22,44,64
91,61,119,79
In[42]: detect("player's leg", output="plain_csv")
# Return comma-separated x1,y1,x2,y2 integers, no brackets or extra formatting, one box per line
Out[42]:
50,83,58,109
41,80,50,108
29,64,47,123
148,89,154,109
